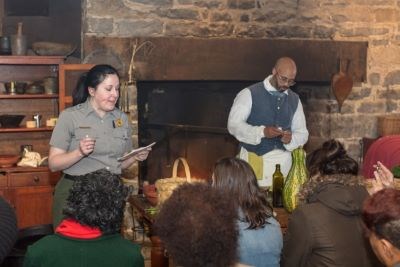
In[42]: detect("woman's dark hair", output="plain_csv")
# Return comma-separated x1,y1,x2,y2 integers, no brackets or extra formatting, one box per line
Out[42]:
63,169,128,234
362,188,400,249
72,64,120,106
212,157,273,229
306,139,358,177
298,139,362,204
154,183,237,267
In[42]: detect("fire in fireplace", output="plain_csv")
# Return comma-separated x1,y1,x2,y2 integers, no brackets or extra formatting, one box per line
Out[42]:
137,80,257,183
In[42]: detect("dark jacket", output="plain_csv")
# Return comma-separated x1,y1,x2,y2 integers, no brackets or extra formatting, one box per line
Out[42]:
281,182,382,267
0,196,17,264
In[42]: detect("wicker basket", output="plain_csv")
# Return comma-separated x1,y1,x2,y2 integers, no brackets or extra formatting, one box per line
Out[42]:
378,115,400,136
155,158,203,206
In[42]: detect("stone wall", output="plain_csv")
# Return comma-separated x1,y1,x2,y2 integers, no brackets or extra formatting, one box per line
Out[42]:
84,0,400,162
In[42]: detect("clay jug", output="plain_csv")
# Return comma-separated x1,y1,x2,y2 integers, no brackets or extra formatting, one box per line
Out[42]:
11,22,27,55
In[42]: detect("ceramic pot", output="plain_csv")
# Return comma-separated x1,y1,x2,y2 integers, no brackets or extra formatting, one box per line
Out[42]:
43,77,58,94
0,36,12,55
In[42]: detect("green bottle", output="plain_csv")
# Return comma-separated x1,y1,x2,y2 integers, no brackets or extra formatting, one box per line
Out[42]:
272,164,284,207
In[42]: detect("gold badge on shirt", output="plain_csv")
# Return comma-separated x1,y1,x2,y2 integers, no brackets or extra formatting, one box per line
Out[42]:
114,118,123,128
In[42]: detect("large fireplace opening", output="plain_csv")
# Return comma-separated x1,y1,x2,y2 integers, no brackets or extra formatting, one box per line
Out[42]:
137,80,257,183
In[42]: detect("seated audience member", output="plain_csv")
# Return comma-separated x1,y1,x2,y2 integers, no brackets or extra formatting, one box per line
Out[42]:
362,135,400,179
368,161,396,194
281,139,382,267
362,188,400,267
212,157,282,267
0,196,17,264
154,183,238,267
23,169,144,267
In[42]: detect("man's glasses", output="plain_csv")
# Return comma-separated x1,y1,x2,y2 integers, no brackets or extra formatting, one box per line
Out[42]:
276,73,296,86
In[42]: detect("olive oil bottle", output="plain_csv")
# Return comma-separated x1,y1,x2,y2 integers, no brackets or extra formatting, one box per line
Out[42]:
272,164,284,207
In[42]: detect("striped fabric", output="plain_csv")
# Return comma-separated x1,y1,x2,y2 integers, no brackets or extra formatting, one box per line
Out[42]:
0,197,17,264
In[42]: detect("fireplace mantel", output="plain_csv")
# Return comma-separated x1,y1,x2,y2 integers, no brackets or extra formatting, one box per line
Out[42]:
84,37,367,84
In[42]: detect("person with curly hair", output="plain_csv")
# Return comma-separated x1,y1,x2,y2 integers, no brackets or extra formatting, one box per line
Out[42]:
154,183,238,267
281,139,382,267
212,157,282,267
23,169,144,267
0,196,17,264
362,188,400,267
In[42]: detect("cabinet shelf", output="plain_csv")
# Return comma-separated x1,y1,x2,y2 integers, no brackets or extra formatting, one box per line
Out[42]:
0,127,54,133
0,94,58,99
0,56,64,65
0,55,64,229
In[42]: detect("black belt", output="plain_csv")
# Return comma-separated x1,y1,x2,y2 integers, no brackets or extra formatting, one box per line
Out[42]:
63,173,76,181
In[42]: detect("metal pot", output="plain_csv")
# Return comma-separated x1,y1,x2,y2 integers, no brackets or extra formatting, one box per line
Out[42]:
43,77,58,94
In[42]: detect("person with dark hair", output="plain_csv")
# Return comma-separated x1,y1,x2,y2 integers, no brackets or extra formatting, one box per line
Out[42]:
49,64,150,227
281,139,382,267
212,157,282,267
154,183,238,267
228,57,308,188
0,196,17,264
362,188,400,267
306,138,359,178
23,169,144,267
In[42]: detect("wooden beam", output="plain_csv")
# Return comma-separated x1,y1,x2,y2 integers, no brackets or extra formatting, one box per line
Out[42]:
83,37,367,83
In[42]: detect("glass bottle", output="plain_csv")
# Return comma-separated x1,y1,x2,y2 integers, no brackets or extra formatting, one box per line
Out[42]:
272,164,284,207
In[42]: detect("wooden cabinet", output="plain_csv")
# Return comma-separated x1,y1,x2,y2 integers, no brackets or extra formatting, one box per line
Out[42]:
59,63,94,111
0,56,64,228
0,167,60,228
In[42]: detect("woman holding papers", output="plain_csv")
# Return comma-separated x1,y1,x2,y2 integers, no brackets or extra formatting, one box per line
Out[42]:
49,64,151,228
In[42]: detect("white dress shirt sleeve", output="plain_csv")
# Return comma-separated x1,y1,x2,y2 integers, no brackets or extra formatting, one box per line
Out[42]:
227,88,265,145
283,100,309,152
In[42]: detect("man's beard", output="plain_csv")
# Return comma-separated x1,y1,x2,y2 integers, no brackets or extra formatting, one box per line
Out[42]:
278,86,289,92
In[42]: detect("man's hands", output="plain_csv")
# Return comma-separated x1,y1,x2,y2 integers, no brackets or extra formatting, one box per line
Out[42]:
263,126,292,144
281,131,292,144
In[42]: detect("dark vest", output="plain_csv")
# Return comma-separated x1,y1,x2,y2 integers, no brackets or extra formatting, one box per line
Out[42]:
240,82,299,156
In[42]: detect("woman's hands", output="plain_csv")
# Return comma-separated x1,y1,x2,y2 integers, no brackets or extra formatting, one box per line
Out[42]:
121,147,151,169
367,161,394,195
133,149,150,161
78,135,96,157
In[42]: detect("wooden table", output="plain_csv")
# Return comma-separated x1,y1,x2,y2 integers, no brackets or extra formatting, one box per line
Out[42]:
129,195,290,267
275,207,290,234
129,195,168,267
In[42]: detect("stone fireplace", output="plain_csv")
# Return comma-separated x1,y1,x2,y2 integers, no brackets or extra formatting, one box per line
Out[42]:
83,37,368,181
82,0,400,180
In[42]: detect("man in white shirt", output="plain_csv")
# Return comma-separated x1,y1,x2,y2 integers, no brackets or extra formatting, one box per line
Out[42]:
227,57,308,187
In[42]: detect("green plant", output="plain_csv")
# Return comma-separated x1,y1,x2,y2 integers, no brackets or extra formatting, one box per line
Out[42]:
391,165,400,178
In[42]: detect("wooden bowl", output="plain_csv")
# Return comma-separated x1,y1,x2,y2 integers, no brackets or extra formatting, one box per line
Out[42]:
0,154,20,167
32,42,76,56
0,115,25,128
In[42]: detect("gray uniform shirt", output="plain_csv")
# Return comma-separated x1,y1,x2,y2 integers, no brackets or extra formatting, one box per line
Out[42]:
50,99,132,175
